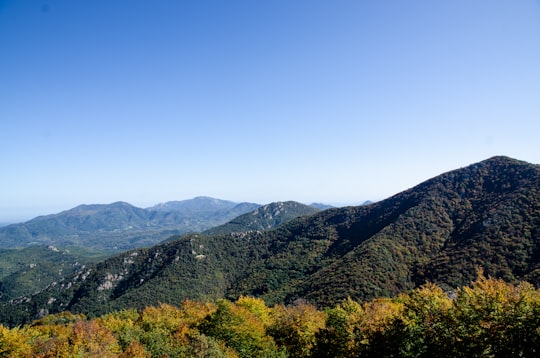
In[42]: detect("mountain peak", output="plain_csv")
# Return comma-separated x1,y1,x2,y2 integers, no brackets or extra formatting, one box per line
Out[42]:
204,201,319,235
147,197,240,212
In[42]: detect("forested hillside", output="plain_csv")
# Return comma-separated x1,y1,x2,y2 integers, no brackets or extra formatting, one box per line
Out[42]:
0,246,98,302
236,156,540,305
2,156,540,327
1,274,539,357
203,201,320,235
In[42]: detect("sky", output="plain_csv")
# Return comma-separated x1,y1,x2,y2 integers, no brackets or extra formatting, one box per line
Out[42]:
1,0,540,222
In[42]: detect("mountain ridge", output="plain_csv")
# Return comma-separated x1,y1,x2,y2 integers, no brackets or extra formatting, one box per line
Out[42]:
0,200,320,305
147,196,239,212
203,201,320,236
2,156,540,326
0,197,260,252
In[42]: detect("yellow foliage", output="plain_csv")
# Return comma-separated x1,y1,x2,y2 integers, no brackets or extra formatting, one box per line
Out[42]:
179,299,217,325
98,309,139,330
0,325,34,358
2,278,540,357
270,301,326,357
360,297,404,334
235,295,272,326
458,269,539,310
139,303,183,332
399,282,453,327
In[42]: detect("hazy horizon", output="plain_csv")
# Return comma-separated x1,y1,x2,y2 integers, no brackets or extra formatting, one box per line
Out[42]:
0,195,372,224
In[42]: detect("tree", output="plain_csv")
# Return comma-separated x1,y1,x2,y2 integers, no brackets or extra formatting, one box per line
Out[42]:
0,325,33,357
450,270,540,357
200,299,277,357
68,320,120,357
313,297,363,357
268,300,326,357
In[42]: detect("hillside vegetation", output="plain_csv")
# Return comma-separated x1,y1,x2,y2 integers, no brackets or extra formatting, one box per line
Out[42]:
1,273,539,357
203,201,320,236
0,201,319,314
0,246,98,302
2,156,540,327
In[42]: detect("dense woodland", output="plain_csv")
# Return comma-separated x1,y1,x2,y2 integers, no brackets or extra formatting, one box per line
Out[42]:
0,246,98,302
1,272,540,357
202,201,320,236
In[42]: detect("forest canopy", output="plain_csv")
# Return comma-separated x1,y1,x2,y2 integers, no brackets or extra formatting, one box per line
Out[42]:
1,272,540,357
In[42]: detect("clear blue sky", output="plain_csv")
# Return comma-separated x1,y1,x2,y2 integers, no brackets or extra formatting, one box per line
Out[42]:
1,0,540,222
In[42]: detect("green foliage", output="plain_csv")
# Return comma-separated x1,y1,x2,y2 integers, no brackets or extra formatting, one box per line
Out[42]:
0,246,98,302
449,271,540,357
200,299,278,357
204,201,320,236
313,298,363,357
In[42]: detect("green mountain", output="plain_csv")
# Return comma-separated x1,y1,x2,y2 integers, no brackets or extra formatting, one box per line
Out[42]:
3,156,540,326
0,246,98,302
0,198,260,253
203,201,320,235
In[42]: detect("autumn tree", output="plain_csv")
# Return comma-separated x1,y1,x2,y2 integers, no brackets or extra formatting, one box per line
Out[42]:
200,299,277,357
268,300,326,357
449,271,540,357
312,297,363,357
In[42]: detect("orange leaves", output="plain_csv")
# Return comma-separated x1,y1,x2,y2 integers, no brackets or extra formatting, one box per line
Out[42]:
118,341,150,358
69,320,121,357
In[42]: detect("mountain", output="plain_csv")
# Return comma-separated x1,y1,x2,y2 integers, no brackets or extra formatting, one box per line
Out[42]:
0,198,260,253
203,201,320,235
148,197,261,226
3,156,540,326
309,203,335,210
148,196,239,212
0,246,98,302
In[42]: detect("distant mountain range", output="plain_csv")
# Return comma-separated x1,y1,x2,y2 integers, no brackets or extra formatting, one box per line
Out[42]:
3,156,540,326
0,200,322,305
0,197,261,252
